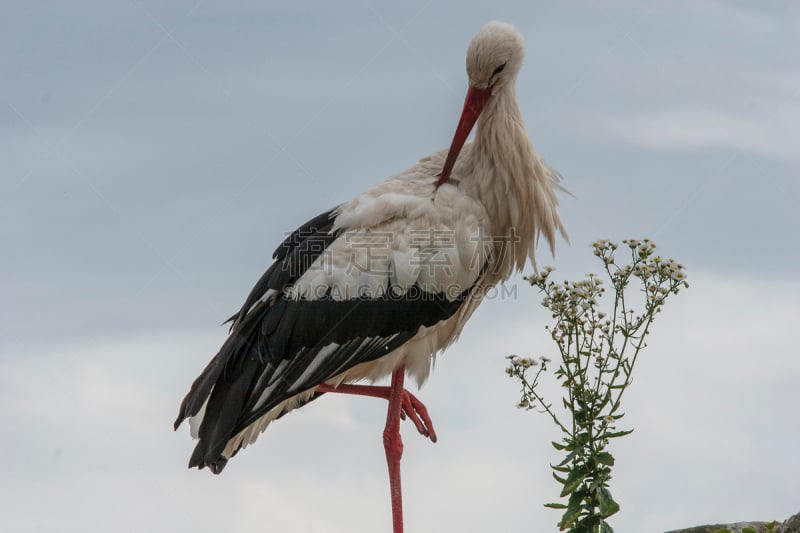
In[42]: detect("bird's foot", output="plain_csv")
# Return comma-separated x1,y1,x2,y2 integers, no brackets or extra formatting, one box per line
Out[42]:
398,389,437,443
316,383,437,443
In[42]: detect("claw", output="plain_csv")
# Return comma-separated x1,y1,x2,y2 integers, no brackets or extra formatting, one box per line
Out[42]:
400,390,437,443
315,381,437,443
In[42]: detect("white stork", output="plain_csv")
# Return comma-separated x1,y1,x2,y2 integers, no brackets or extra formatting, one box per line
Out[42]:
175,21,567,532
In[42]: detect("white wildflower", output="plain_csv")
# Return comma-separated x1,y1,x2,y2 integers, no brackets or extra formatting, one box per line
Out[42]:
671,270,686,281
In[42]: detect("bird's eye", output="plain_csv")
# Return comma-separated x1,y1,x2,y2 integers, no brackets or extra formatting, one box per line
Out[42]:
492,63,507,77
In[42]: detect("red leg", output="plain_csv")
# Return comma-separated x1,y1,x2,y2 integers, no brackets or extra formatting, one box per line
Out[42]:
316,368,437,533
316,381,437,442
384,368,405,533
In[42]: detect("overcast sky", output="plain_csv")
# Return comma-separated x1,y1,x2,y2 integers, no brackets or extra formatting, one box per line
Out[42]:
2,1,799,532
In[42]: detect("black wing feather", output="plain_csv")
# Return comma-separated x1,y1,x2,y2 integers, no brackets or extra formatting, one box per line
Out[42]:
224,209,340,329
175,208,473,473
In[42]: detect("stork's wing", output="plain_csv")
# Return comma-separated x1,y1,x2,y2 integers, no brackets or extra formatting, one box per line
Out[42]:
175,184,491,472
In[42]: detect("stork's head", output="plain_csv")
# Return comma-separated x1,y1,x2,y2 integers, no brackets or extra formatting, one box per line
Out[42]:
438,22,525,186
466,21,525,91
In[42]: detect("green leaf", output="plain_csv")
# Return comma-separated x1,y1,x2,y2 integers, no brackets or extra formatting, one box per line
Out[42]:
599,519,614,533
596,391,612,410
560,469,585,497
551,464,571,473
552,440,569,450
567,489,585,513
605,429,634,439
557,501,582,530
544,502,567,509
552,471,567,484
595,451,615,466
597,487,620,518
558,449,579,466
571,521,590,533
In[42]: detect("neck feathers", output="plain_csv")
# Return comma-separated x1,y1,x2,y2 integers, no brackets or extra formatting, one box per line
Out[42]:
464,83,567,278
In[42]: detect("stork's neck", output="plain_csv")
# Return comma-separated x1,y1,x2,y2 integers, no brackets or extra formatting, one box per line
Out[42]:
462,82,548,277
473,84,526,153
470,83,532,195
472,85,532,217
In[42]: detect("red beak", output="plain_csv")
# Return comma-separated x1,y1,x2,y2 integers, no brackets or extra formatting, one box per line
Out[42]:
436,86,491,187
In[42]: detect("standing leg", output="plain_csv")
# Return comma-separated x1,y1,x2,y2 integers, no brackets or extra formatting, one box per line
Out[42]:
315,369,438,533
384,367,406,533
